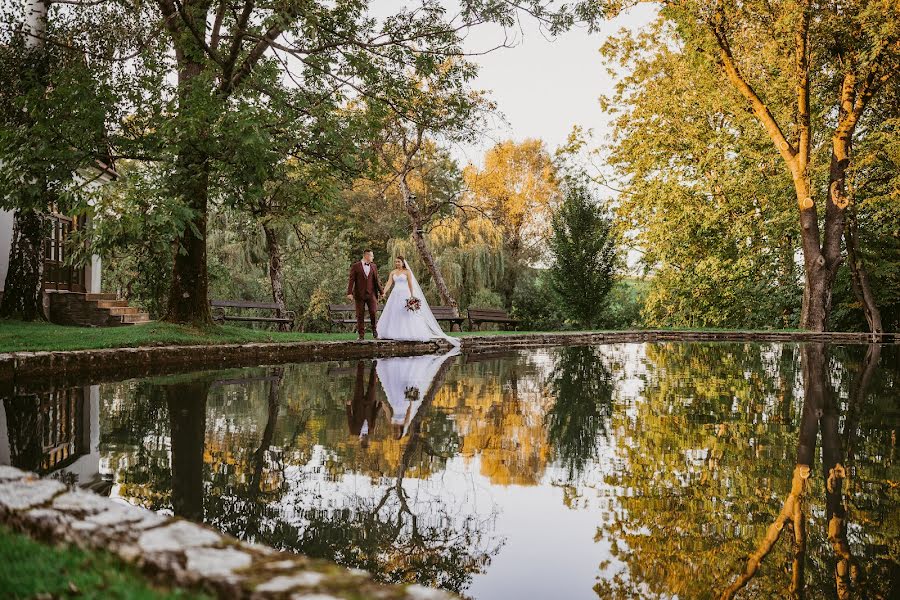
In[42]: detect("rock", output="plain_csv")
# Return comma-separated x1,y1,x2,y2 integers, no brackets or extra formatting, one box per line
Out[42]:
255,572,326,593
0,479,65,512
0,465,27,482
137,520,221,553
184,547,253,577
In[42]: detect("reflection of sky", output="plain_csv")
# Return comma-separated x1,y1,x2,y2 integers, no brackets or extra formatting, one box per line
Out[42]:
68,343,899,599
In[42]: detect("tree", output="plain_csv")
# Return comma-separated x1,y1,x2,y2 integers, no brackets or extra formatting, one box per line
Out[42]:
87,0,507,325
0,0,110,319
548,176,616,328
598,1,900,331
598,18,803,329
370,62,493,314
463,139,561,308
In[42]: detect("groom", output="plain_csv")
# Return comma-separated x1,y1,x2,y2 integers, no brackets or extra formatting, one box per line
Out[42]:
346,249,383,340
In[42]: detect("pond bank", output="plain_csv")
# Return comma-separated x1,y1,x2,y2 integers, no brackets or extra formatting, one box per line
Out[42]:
0,466,455,600
2,329,893,386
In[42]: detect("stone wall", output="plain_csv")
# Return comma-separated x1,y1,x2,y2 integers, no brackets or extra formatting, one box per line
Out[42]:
0,466,454,600
1,330,894,386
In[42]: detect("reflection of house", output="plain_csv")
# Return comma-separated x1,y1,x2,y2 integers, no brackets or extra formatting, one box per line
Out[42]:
0,386,103,490
0,161,149,325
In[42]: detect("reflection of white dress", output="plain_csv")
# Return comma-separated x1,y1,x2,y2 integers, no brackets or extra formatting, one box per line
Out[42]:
376,350,459,437
376,272,460,347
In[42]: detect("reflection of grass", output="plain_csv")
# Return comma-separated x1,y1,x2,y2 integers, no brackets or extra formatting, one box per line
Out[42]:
0,318,807,353
0,525,210,599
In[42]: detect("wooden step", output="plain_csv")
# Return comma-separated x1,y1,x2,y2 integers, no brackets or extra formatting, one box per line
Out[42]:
107,306,139,316
85,293,117,301
121,313,150,324
96,300,128,308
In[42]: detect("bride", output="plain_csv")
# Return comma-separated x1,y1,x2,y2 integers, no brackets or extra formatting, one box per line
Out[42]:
376,256,461,348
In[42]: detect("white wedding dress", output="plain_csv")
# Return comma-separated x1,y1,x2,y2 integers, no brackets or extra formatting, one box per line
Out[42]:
376,349,459,438
376,264,461,348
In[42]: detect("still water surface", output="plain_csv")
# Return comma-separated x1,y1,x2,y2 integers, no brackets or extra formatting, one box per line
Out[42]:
2,343,898,599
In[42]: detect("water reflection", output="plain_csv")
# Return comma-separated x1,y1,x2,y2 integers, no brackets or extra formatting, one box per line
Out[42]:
1,343,897,599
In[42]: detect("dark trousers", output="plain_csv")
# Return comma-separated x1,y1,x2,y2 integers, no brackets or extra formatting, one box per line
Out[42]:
355,295,378,337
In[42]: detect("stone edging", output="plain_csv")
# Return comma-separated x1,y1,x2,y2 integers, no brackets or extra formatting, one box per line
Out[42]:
0,465,454,600
1,330,893,385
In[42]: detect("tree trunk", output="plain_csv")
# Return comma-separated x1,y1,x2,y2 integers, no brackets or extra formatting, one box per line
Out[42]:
262,221,290,332
165,56,212,325
796,176,843,332
399,177,459,322
0,210,47,320
845,209,883,335
2,1,50,321
500,236,521,310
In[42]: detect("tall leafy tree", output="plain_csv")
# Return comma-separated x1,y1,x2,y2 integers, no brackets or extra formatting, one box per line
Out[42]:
549,176,616,328
606,0,900,332
599,18,802,328
463,139,561,308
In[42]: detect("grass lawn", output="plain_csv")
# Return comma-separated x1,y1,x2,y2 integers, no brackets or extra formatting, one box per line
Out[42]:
0,319,543,353
0,525,210,599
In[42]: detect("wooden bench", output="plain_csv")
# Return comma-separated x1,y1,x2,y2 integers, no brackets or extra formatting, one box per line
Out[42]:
431,306,465,331
328,303,464,331
328,303,382,330
467,307,519,331
210,299,295,328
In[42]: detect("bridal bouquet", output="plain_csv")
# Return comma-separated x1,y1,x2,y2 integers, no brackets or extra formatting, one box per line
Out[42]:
405,297,422,312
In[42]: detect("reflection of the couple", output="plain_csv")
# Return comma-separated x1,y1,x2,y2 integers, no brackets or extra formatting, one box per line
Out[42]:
347,349,459,446
346,361,380,448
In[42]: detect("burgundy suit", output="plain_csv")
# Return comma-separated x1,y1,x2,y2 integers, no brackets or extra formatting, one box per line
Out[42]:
347,260,383,337
346,361,380,437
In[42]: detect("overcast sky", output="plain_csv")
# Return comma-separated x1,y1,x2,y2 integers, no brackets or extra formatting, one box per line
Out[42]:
450,4,660,166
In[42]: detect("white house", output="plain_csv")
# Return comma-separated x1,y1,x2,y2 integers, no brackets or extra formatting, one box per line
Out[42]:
0,160,148,325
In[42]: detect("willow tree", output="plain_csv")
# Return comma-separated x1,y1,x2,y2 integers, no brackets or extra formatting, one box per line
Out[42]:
463,139,560,308
370,66,493,312
600,0,900,332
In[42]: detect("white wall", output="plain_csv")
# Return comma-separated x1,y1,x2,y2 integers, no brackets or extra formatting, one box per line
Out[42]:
90,254,102,293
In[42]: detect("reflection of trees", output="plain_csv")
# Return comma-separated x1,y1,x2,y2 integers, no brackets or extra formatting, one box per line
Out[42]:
435,354,552,485
294,356,501,594
167,378,209,521
544,346,614,481
104,357,501,595
3,394,43,472
721,344,892,599
595,343,899,600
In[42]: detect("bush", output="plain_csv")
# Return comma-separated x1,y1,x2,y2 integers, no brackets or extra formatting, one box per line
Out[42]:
603,278,647,329
512,271,566,330
468,288,505,310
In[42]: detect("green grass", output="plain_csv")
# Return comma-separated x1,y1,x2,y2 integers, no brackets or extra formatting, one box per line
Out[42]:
0,525,211,599
0,320,360,353
0,319,543,353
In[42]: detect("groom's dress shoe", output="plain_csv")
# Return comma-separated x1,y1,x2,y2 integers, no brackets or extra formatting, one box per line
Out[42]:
373,332,379,339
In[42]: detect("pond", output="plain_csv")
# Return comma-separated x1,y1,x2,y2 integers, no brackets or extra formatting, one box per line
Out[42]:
1,342,898,599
